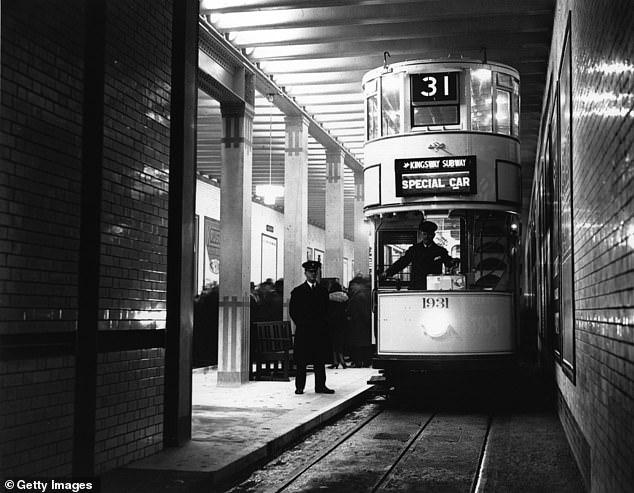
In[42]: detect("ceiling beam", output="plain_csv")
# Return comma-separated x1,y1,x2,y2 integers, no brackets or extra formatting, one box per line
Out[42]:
199,17,363,173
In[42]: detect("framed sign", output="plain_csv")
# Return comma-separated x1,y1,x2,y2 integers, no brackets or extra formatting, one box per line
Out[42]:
394,156,476,197
261,234,278,283
411,72,459,104
410,72,460,126
314,249,324,264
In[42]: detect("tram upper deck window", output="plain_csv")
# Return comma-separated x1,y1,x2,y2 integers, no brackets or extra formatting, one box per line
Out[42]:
410,72,460,127
470,69,520,136
382,74,402,136
496,89,511,135
512,79,520,136
365,78,379,140
470,69,492,132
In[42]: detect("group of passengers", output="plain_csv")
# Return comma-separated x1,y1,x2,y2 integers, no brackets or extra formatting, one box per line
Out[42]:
192,273,373,373
250,273,372,370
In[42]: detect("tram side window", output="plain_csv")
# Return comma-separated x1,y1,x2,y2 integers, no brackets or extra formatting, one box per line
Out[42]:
495,89,511,135
512,79,520,136
470,213,513,291
412,106,458,127
367,94,379,140
381,74,402,136
470,69,492,132
378,231,417,287
365,77,379,140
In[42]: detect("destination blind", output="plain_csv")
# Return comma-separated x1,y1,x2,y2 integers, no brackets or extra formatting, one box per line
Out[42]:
394,156,477,197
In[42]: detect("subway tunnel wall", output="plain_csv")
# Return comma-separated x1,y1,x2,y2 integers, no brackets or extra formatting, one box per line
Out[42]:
525,1,633,491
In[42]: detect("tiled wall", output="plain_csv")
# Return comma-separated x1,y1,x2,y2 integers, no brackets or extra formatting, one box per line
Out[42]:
94,0,173,473
0,357,75,477
1,0,173,478
0,0,84,478
0,2,84,334
538,1,634,491
94,349,165,473
100,0,172,332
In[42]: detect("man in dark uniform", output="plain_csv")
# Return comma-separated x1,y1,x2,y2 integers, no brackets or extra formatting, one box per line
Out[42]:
380,220,456,290
289,260,335,395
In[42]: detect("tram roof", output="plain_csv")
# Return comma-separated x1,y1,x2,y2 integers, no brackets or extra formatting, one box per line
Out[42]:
198,0,555,231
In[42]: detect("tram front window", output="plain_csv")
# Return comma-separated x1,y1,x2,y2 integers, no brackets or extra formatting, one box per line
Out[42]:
377,211,517,291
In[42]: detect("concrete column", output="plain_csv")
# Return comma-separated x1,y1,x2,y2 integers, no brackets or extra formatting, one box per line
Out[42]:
283,115,309,321
353,171,369,277
217,101,254,386
324,148,345,280
164,0,198,444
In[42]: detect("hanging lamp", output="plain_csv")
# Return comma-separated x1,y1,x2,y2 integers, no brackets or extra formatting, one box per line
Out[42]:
255,94,284,205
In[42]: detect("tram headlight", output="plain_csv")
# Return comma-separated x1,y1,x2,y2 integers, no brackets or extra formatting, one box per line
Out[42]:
421,309,451,339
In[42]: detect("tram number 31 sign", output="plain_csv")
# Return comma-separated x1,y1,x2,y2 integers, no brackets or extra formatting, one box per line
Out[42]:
411,72,459,103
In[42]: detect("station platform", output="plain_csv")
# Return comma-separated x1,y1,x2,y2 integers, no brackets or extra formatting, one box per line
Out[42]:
101,366,377,493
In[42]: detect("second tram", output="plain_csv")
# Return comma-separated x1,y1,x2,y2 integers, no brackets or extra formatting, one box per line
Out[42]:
363,58,522,384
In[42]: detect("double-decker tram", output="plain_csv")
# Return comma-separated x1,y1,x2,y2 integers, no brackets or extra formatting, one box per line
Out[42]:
363,58,522,386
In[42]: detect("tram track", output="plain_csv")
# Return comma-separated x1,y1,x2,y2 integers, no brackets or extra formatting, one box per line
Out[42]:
260,405,386,493
366,411,437,492
230,395,497,493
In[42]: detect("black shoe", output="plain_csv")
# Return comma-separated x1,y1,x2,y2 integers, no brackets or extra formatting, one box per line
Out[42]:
295,389,304,394
328,364,338,369
315,387,335,394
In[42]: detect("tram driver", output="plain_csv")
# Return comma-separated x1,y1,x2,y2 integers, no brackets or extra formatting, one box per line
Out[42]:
379,220,458,290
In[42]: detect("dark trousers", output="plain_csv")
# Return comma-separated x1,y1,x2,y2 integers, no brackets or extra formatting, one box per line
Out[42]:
295,361,326,391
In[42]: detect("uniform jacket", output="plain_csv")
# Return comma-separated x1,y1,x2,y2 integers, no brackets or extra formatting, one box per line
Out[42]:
289,281,330,363
385,241,453,289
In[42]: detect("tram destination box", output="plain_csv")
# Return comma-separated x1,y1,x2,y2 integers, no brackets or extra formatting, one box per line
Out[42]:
394,156,477,197
427,274,466,290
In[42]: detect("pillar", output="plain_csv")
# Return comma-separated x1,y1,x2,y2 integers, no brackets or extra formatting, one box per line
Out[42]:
164,0,199,444
353,171,369,277
324,148,345,280
283,115,310,320
217,100,254,386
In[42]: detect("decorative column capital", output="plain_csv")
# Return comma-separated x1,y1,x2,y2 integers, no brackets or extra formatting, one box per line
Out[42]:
325,147,344,182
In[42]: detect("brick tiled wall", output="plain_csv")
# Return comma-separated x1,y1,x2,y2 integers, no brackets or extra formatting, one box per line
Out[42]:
0,2,84,334
94,349,165,474
540,1,634,492
1,0,84,479
1,0,174,478
0,357,75,478
94,0,172,472
99,0,172,331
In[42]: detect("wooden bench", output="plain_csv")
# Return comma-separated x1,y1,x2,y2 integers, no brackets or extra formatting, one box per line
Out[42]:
250,321,294,381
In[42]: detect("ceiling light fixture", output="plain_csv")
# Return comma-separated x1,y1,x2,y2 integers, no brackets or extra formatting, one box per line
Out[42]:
255,94,284,205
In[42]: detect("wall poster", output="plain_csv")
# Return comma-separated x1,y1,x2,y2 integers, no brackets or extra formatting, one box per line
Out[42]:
261,234,278,283
203,216,221,289
314,249,324,264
